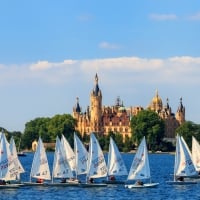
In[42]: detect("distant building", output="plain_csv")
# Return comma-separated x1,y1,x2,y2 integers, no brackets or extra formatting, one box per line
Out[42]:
72,74,185,140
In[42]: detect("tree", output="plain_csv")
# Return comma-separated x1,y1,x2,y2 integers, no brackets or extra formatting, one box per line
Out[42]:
130,110,165,151
176,121,200,148
22,114,76,149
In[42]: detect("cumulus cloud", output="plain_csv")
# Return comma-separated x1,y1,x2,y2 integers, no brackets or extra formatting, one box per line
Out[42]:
99,41,120,49
149,13,177,21
0,56,200,86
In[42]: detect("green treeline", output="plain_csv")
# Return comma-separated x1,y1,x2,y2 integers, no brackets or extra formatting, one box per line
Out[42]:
1,111,200,152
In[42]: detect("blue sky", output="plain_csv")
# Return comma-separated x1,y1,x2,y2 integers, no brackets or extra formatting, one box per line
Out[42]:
0,0,200,132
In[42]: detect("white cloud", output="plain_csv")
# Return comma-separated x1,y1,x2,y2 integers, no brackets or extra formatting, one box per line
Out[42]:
99,41,120,49
149,14,177,21
0,56,200,86
188,12,200,20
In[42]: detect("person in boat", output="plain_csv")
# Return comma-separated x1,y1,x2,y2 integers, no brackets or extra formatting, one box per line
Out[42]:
61,178,67,183
136,180,144,186
176,176,184,182
0,180,6,185
88,178,94,183
36,178,44,183
109,175,116,181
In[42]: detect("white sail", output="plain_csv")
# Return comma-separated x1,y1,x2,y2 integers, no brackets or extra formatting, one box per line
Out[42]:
9,137,25,175
87,133,107,179
192,136,200,172
74,133,88,175
52,136,73,181
0,133,18,181
61,134,76,173
107,137,128,176
127,136,150,181
174,135,197,178
30,137,51,181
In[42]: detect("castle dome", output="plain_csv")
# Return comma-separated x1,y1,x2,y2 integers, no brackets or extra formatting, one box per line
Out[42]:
148,90,163,112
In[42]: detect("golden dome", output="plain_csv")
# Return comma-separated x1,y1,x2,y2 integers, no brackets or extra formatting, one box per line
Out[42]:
152,90,162,104
148,90,163,111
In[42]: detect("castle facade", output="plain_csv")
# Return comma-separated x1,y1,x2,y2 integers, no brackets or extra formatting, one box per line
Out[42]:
72,74,185,140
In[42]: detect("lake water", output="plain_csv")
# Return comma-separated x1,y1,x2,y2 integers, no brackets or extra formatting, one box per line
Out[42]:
1,153,200,200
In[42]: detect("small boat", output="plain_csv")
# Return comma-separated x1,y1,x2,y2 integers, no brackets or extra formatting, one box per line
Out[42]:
125,136,159,188
103,137,128,184
17,151,27,157
166,135,198,185
0,132,24,189
74,133,88,179
80,133,107,187
17,138,27,157
49,136,79,186
60,134,76,174
23,137,51,186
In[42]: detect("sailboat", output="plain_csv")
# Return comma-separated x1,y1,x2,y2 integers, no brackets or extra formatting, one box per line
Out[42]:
17,138,26,157
0,132,22,188
80,133,107,187
49,136,78,186
192,136,200,174
104,137,128,184
60,134,78,183
24,137,51,185
125,136,159,188
74,133,88,179
167,135,198,185
9,137,25,182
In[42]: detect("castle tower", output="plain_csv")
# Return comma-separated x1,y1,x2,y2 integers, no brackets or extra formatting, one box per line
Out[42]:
90,73,103,133
176,97,185,125
72,97,81,119
148,90,163,113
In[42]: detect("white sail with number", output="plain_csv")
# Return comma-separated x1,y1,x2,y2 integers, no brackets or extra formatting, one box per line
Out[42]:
74,133,88,175
192,136,200,172
0,133,18,181
174,135,197,178
87,133,107,179
127,136,150,181
52,136,73,181
107,137,128,177
61,134,76,174
30,137,51,181
9,137,25,175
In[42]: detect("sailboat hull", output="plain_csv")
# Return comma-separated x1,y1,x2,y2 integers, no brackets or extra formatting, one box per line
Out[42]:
102,180,125,184
47,182,80,187
79,183,107,187
125,183,159,188
166,181,197,185
0,184,21,189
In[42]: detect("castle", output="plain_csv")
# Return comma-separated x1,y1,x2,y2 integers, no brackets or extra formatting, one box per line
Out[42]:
72,74,185,140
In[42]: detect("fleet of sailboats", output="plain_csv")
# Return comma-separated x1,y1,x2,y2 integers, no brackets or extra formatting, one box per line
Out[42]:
2,132,200,189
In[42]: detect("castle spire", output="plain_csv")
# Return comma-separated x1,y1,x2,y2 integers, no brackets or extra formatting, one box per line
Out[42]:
93,73,100,96
75,97,81,113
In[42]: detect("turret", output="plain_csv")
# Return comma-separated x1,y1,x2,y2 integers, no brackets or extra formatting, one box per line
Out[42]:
176,97,185,124
73,97,81,118
90,73,103,133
